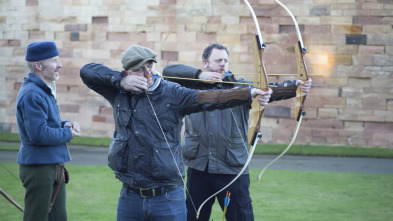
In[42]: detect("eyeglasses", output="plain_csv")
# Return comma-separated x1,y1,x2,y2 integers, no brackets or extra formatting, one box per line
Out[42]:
132,63,154,73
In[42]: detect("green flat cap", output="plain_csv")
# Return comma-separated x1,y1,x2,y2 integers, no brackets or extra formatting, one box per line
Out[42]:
120,45,157,70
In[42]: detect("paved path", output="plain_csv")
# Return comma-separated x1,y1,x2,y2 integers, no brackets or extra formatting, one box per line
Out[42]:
1,144,393,174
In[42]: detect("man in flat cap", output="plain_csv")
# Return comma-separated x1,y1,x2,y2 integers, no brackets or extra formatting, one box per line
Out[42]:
16,41,81,221
80,44,272,221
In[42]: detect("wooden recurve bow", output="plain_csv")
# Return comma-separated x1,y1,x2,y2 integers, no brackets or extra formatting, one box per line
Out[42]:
257,0,310,183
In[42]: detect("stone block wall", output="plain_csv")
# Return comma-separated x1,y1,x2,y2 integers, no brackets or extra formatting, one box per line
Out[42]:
0,0,392,147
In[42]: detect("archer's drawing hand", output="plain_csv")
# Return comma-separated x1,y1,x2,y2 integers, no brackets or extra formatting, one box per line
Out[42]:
121,75,148,94
296,78,312,93
251,88,272,106
198,71,223,84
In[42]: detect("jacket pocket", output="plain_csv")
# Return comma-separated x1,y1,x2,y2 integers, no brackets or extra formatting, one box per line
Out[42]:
148,102,179,133
152,145,184,180
116,105,131,128
108,135,129,172
182,134,200,160
225,140,248,167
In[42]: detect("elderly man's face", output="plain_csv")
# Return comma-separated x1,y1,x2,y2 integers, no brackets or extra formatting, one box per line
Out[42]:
39,56,62,83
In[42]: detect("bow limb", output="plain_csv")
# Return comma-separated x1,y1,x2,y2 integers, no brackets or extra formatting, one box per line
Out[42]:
272,0,309,120
294,41,309,121
247,36,269,146
273,0,306,52
243,0,269,146
196,0,268,218
257,0,309,183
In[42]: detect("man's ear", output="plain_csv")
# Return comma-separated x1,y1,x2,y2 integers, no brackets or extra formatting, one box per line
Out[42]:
34,62,42,71
202,59,208,69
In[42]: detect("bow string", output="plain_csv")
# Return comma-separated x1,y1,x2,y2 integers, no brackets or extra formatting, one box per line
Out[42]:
143,0,201,215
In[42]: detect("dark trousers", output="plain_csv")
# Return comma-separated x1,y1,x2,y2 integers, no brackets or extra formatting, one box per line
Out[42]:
186,167,254,221
19,164,67,221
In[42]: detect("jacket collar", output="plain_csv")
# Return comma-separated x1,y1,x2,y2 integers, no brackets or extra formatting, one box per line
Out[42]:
26,72,52,95
130,78,164,101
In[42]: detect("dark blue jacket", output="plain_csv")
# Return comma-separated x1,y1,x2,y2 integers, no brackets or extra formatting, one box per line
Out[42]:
16,72,72,165
80,63,253,188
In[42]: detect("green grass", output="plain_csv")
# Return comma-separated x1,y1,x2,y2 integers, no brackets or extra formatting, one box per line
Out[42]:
0,144,20,151
254,144,393,158
0,132,21,142
0,132,111,147
69,136,111,147
1,132,393,158
1,162,393,220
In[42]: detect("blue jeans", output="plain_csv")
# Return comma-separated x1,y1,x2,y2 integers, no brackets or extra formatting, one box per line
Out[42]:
117,185,187,221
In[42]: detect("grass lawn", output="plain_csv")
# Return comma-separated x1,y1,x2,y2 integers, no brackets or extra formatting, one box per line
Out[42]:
1,162,393,221
2,132,393,159
2,132,393,220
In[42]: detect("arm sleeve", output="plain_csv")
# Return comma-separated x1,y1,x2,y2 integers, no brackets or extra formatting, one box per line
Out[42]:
174,84,252,116
163,64,207,89
268,80,297,102
61,121,70,128
22,94,72,145
80,63,123,102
